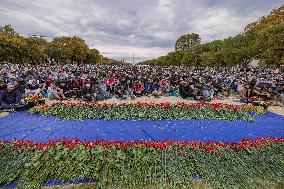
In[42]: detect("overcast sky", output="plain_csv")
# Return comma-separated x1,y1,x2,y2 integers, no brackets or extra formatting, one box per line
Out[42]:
0,0,282,62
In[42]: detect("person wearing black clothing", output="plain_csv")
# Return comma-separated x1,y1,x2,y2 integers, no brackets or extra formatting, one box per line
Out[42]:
252,86,271,100
0,79,7,95
179,82,192,99
58,79,71,98
70,77,81,98
17,78,27,97
0,84,22,110
81,82,95,101
249,77,257,90
213,81,224,95
115,85,125,99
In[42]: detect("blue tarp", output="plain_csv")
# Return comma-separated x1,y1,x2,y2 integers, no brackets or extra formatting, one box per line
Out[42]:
0,179,97,189
0,111,284,142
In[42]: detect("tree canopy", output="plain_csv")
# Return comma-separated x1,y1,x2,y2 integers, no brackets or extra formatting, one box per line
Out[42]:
138,5,284,67
175,33,201,52
0,25,124,65
245,5,284,32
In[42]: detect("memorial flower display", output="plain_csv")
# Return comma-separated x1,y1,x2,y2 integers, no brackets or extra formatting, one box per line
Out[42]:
29,102,258,121
0,138,283,188
241,103,268,115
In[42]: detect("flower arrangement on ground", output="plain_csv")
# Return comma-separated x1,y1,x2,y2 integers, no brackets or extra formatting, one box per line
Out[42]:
241,103,268,115
24,93,43,103
29,102,259,121
0,138,283,188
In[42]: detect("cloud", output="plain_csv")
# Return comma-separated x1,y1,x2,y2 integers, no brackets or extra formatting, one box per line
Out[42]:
0,0,282,62
95,44,171,63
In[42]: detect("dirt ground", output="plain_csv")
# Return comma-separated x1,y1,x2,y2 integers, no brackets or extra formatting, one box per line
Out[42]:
44,96,243,106
268,106,284,116
100,96,244,105
0,112,9,118
1,96,284,118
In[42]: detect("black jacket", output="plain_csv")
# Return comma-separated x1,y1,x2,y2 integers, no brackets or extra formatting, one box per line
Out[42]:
0,89,21,104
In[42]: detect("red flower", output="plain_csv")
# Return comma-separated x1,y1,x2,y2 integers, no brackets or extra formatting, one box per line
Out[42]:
101,149,108,155
178,150,185,156
1,137,283,155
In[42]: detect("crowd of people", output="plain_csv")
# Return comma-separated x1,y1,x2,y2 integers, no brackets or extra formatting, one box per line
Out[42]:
0,64,284,111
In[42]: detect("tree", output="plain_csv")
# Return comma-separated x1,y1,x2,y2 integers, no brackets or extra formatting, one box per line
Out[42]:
175,33,201,51
244,5,284,66
162,52,182,66
84,48,101,64
200,52,219,67
245,5,284,32
0,26,27,63
0,25,121,65
200,40,223,52
253,24,284,66
222,34,255,66
25,37,48,64
0,25,18,36
180,45,202,66
70,37,89,64
51,36,89,64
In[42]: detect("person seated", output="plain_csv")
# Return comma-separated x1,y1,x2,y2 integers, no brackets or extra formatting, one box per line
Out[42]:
71,77,82,98
58,80,68,97
251,86,271,100
123,79,135,99
114,83,126,100
105,76,116,93
212,81,224,96
274,83,284,96
179,82,191,99
236,81,244,95
0,78,7,95
169,85,179,96
0,84,22,111
143,78,154,96
133,80,143,97
80,81,95,101
202,81,215,100
17,77,28,98
194,83,204,98
180,81,198,99
97,79,112,99
93,82,107,101
239,83,249,96
275,92,284,107
151,79,161,97
160,79,170,96
47,82,66,100
59,78,73,98
25,79,41,98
